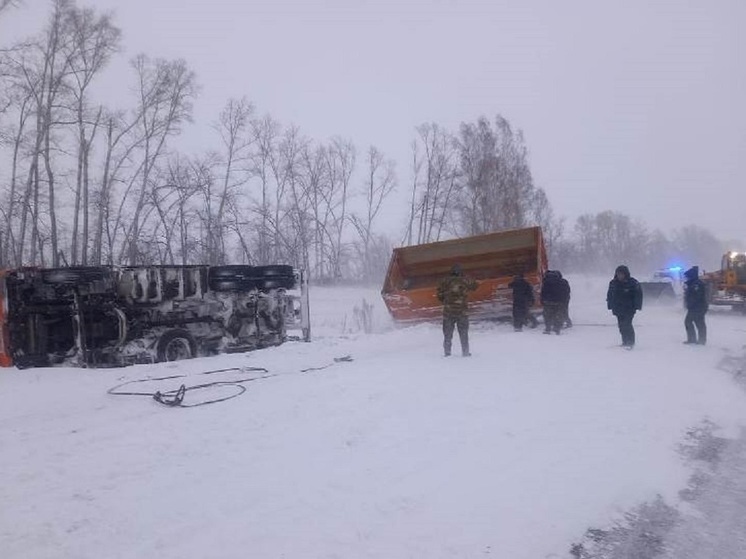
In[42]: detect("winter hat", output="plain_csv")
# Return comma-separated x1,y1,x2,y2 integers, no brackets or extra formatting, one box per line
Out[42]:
615,265,630,279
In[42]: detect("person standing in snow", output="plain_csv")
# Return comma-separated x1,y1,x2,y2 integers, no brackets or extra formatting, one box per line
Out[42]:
683,265,708,345
436,264,478,356
540,270,565,334
508,273,538,331
557,271,573,328
606,265,643,348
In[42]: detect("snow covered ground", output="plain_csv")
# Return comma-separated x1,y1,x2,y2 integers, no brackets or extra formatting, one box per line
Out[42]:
2,276,746,559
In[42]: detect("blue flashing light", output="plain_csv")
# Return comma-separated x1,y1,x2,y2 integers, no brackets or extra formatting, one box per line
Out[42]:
668,266,682,272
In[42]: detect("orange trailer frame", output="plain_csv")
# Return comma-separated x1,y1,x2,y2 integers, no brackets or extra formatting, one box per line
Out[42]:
0,270,12,367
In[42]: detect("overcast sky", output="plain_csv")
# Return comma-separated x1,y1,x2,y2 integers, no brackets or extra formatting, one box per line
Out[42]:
2,0,744,242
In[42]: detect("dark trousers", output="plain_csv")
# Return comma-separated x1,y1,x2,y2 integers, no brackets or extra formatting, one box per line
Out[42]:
616,313,635,346
443,315,469,355
512,305,537,330
685,311,707,344
543,302,563,333
562,303,572,327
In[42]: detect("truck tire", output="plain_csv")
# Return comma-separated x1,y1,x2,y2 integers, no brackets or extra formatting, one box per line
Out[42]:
42,267,112,285
257,278,295,291
209,265,256,279
208,265,262,292
156,329,196,362
209,279,260,292
253,265,294,278
254,265,296,289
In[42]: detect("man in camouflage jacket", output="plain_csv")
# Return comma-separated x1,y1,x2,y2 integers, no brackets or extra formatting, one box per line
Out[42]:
436,264,478,356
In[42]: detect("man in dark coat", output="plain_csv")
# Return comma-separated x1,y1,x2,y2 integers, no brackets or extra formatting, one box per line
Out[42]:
508,273,537,331
606,265,643,348
436,264,478,356
557,271,572,328
540,270,565,334
683,265,708,345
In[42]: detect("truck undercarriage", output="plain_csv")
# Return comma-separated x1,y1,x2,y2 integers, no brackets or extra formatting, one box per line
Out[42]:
0,265,310,369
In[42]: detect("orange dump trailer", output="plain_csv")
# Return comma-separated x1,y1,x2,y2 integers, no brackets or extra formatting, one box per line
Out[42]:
382,227,548,322
0,270,11,367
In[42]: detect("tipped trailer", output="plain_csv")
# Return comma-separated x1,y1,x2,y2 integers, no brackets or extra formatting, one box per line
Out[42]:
381,226,548,323
0,264,310,369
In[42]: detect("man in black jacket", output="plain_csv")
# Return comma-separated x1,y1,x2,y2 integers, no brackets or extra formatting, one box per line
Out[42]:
683,265,708,345
606,265,643,348
541,270,565,334
508,273,537,331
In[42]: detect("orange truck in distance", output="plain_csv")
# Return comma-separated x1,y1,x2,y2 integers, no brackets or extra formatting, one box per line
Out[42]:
381,226,548,322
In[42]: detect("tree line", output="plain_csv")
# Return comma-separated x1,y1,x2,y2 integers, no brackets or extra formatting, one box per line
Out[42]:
0,0,729,283
0,0,400,282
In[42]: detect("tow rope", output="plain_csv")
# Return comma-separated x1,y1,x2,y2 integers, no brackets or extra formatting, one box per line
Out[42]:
108,366,273,408
108,356,354,408
300,354,353,373
153,384,187,407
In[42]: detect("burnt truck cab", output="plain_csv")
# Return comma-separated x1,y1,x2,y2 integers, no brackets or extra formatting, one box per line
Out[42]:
2,267,123,368
0,264,310,369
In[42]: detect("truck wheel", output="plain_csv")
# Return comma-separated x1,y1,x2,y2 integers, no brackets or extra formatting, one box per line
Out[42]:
42,267,112,285
258,278,295,291
253,265,294,277
209,265,255,279
254,266,296,289
209,279,259,292
156,329,196,362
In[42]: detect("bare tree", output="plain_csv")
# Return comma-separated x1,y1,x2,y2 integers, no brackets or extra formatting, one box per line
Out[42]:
323,137,355,278
62,5,120,264
406,123,458,244
208,97,252,264
454,115,535,236
529,187,564,260
37,0,80,266
0,0,21,16
248,114,280,264
285,135,315,271
115,54,196,264
0,84,33,265
91,110,143,265
265,125,303,263
148,156,205,265
0,1,121,267
3,1,71,266
573,211,649,272
350,146,396,280
299,142,329,277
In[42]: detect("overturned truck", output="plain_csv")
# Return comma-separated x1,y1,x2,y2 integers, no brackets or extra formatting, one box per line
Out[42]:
382,226,548,322
0,265,310,369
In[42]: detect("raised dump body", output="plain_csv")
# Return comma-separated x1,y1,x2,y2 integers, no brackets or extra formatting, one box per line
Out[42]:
382,226,548,322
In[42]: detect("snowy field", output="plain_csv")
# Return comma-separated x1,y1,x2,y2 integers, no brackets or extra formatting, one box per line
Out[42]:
2,276,746,559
